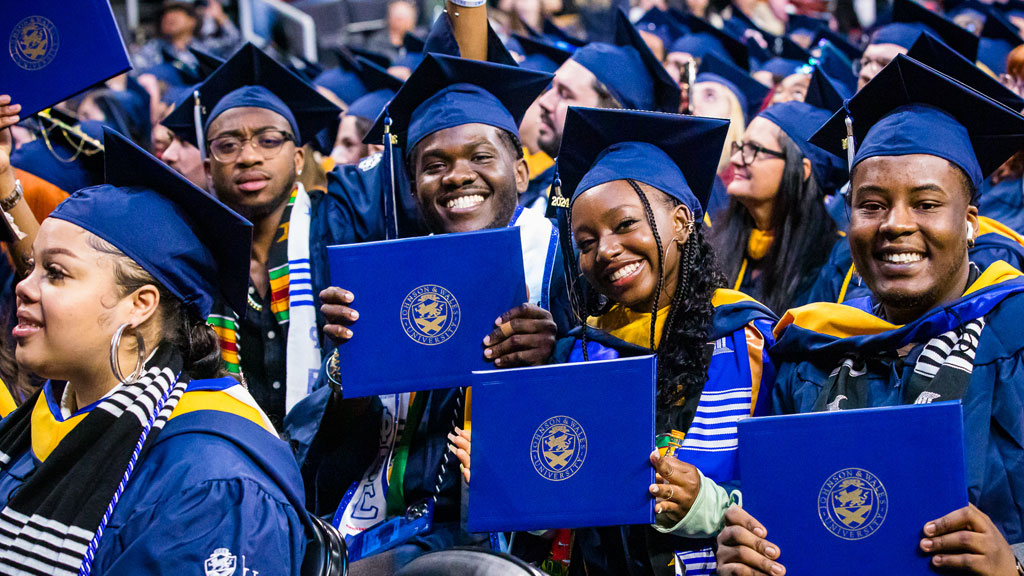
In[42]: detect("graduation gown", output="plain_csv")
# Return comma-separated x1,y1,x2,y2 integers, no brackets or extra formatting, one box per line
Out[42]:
0,378,309,575
979,176,1024,236
547,290,778,576
806,216,1024,304
771,261,1024,543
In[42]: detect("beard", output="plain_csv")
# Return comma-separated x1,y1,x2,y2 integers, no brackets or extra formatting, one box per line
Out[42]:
537,126,561,158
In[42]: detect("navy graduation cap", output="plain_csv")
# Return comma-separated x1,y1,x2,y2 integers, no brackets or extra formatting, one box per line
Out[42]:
513,33,573,73
346,56,404,121
422,12,518,67
892,0,979,60
814,27,863,62
813,39,858,94
315,47,368,105
189,46,225,79
809,54,1024,189
571,9,681,113
696,51,770,122
804,63,852,113
907,32,1024,111
349,46,392,69
12,116,105,195
162,43,341,147
758,102,849,194
394,33,426,70
869,22,927,49
364,54,552,154
555,107,730,220
635,8,688,47
675,14,751,70
978,9,1023,75
50,128,252,318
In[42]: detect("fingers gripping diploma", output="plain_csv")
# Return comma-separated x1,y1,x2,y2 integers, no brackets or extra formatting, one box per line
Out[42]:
482,303,557,368
320,287,359,342
447,427,471,483
716,505,786,576
920,504,1018,575
649,450,701,525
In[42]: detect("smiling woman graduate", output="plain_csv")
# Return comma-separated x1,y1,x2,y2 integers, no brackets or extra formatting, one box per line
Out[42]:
716,55,1024,576
454,107,779,576
0,124,310,575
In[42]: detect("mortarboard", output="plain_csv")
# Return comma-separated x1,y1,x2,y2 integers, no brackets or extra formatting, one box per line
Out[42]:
892,0,979,60
314,56,404,155
345,57,403,121
978,9,1023,74
814,27,863,62
556,106,729,219
907,32,1024,111
422,12,518,67
349,46,392,69
50,128,252,318
758,102,849,194
755,57,810,78
676,14,751,70
364,54,551,154
809,54,1024,188
11,116,105,194
513,33,573,73
570,9,681,113
696,51,771,122
804,64,852,113
393,33,426,71
813,39,858,93
189,46,225,79
869,22,927,49
315,47,368,105
288,53,324,84
787,14,829,37
162,43,341,147
635,8,688,47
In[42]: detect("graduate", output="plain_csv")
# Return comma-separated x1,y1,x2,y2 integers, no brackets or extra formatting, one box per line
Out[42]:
690,52,770,218
532,9,681,214
292,54,569,575
709,97,846,314
0,117,310,574
809,34,1024,305
162,43,346,429
454,107,778,576
716,55,1024,575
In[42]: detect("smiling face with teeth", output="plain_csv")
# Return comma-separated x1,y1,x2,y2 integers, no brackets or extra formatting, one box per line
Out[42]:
410,123,528,234
571,180,693,312
848,154,979,325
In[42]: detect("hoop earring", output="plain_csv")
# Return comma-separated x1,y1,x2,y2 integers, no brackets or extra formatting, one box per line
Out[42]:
110,323,146,385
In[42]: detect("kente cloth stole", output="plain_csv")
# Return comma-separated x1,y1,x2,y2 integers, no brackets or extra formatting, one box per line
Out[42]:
208,185,321,412
814,318,986,412
0,346,187,576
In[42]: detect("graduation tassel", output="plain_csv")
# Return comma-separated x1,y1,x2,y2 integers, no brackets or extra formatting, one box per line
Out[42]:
551,169,589,361
382,109,400,240
843,114,856,172
193,89,206,164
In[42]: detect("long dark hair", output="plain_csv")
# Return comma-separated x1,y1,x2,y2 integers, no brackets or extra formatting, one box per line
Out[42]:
710,131,836,313
569,180,724,427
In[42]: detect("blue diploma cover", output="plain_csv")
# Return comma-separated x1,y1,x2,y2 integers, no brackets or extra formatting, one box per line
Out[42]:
738,402,968,575
327,227,527,396
467,356,658,532
2,0,131,118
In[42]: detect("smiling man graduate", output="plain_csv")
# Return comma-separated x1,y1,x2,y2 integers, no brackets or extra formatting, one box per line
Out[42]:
292,53,571,575
715,55,1024,576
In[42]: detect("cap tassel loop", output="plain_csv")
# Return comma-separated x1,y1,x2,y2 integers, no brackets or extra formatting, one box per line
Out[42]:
193,89,206,164
843,114,856,171
382,111,400,240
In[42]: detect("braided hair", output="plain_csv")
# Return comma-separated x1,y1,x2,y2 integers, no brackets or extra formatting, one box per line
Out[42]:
569,179,724,424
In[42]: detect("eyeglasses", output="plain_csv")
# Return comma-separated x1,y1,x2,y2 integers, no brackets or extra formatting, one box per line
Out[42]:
207,129,294,163
730,140,785,167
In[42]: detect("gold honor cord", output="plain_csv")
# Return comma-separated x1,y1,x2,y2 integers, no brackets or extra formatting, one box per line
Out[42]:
37,110,104,164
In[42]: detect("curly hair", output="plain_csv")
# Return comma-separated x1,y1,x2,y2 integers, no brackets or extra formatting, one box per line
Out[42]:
569,179,724,431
